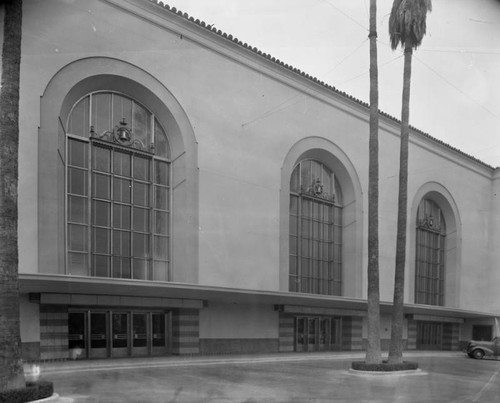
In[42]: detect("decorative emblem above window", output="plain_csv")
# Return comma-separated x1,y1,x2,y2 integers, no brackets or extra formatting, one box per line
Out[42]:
302,178,335,202
418,214,442,232
90,118,153,152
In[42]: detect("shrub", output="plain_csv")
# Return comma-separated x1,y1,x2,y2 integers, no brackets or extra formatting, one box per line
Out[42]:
0,380,54,403
351,360,419,372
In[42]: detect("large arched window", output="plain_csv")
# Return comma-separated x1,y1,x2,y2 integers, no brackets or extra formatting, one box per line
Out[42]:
289,160,342,295
415,198,446,305
66,91,170,281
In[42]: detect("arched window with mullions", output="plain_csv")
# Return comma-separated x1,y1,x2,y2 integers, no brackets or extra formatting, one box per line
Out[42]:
415,198,446,305
289,160,343,295
66,91,170,281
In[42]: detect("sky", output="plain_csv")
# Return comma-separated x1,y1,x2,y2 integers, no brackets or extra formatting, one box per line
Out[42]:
161,0,500,167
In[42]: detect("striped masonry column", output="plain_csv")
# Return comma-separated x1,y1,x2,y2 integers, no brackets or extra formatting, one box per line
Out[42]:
279,314,295,352
172,308,200,355
342,316,363,351
407,320,417,350
40,305,69,360
442,322,460,350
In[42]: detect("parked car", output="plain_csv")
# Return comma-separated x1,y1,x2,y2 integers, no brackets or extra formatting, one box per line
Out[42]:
466,337,500,359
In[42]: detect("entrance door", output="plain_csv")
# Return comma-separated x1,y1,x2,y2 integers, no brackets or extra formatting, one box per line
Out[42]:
417,322,442,350
132,313,148,356
68,312,87,359
296,317,307,352
307,318,318,351
152,313,168,354
319,318,329,351
111,312,129,357
90,312,108,358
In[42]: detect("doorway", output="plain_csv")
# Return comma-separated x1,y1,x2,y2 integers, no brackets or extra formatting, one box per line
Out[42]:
68,309,170,359
295,316,342,352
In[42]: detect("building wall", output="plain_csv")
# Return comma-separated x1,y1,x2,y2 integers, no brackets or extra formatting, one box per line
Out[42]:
14,0,500,355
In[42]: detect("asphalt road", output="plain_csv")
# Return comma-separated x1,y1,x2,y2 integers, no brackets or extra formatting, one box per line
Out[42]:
29,353,500,402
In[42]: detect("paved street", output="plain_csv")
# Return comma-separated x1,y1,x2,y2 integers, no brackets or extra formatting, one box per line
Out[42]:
26,352,500,402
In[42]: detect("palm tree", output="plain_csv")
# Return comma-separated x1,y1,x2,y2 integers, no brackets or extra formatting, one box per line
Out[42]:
365,0,382,365
0,0,25,391
388,0,432,364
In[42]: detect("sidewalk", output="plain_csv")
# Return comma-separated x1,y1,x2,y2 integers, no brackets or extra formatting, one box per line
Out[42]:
24,350,464,377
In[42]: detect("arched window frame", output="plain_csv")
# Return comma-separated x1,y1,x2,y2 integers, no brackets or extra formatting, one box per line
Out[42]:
65,91,171,281
289,159,343,295
415,198,446,306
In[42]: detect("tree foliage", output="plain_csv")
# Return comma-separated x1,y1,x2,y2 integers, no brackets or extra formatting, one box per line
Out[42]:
389,0,432,50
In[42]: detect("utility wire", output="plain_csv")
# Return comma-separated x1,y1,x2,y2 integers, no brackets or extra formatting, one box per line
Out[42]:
413,54,500,122
321,0,368,31
242,38,369,127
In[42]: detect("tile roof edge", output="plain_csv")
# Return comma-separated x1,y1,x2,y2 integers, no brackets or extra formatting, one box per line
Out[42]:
149,0,495,171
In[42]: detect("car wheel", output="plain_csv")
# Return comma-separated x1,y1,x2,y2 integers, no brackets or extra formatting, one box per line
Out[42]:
472,349,485,359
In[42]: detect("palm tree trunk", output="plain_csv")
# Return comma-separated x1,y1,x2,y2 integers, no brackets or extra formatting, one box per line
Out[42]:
0,0,25,391
388,45,412,364
365,0,382,365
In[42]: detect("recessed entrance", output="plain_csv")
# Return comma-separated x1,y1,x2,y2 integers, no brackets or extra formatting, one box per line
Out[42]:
295,316,341,352
68,309,170,359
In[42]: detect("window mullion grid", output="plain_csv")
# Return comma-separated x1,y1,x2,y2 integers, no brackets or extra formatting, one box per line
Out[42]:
86,142,92,276
146,158,153,281
130,155,135,279
296,195,302,293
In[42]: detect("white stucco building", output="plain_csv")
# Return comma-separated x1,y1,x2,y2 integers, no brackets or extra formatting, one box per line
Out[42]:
3,0,499,360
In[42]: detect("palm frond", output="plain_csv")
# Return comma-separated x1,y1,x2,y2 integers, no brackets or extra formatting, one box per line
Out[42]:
389,0,432,50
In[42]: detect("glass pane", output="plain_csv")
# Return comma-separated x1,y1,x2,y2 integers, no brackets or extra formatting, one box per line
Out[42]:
68,196,88,223
290,165,300,193
93,255,110,277
133,103,151,150
113,151,131,177
155,161,169,186
134,156,150,181
155,211,169,235
133,233,149,258
155,186,169,210
133,182,150,206
90,312,107,349
301,160,311,189
154,120,169,159
113,257,131,279
93,228,110,253
152,314,165,347
113,204,131,230
93,200,110,226
93,146,111,172
154,235,169,260
68,139,88,167
113,230,130,256
112,313,129,348
68,224,88,252
68,97,89,137
113,94,132,129
93,173,111,199
68,312,86,350
68,168,88,196
133,259,148,280
153,261,168,281
114,179,131,203
311,161,321,184
133,207,150,232
290,195,298,215
92,93,112,135
68,252,88,276
133,313,148,347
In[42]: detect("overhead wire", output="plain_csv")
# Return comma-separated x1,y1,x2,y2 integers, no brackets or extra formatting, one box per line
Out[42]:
413,54,500,122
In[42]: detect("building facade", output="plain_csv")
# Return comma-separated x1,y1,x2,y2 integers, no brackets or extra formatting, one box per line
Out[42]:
3,0,500,361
